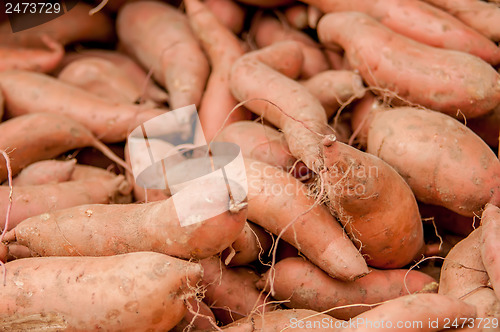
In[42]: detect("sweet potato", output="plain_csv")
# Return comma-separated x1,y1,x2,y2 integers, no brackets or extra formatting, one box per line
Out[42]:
215,121,296,171
231,42,328,172
205,0,246,34
71,164,117,181
234,0,294,7
0,113,128,182
117,1,209,109
306,0,500,64
419,203,478,237
0,35,63,73
60,50,168,104
253,16,330,78
350,92,381,146
422,0,500,41
12,159,76,186
0,252,202,331
200,256,273,324
5,177,247,260
219,309,341,331
258,257,437,320
301,70,365,118
58,57,149,104
185,0,250,142
0,2,114,46
341,294,476,332
439,227,500,321
245,159,369,281
0,70,166,143
322,139,424,268
1,175,128,231
364,107,500,217
171,298,216,332
284,4,309,30
221,221,273,266
480,204,500,300
317,12,500,119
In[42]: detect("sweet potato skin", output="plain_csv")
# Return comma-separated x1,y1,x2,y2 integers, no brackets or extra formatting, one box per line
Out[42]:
322,140,424,268
0,70,165,143
1,175,128,231
258,257,436,320
12,159,76,186
0,252,202,331
117,1,209,109
366,107,500,217
317,12,500,119
480,204,500,300
7,178,247,260
245,159,369,281
306,0,500,64
0,113,125,182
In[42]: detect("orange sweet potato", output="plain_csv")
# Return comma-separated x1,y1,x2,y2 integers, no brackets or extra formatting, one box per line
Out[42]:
12,159,76,186
342,294,476,332
5,177,247,260
317,12,500,119
0,175,128,231
171,298,217,332
117,1,209,109
252,16,330,78
0,70,165,143
0,113,128,182
0,35,63,73
480,204,500,300
230,42,328,172
439,227,500,321
0,252,202,331
364,107,500,217
322,139,424,268
200,256,274,324
58,57,150,104
245,159,369,281
307,0,500,64
215,121,296,171
185,0,250,142
258,257,437,320
205,0,246,34
283,4,309,30
423,0,500,41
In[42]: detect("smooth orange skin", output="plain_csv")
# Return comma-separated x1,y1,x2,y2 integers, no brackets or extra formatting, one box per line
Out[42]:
245,159,369,281
318,12,500,118
0,252,202,331
322,140,424,268
258,257,436,320
366,107,500,217
117,1,209,109
307,0,500,64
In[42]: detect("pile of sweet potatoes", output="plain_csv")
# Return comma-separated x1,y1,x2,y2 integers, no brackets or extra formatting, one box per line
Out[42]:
1,0,500,330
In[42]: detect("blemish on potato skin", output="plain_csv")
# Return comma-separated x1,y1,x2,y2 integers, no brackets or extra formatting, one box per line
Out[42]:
124,301,139,313
151,308,165,324
106,309,120,320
